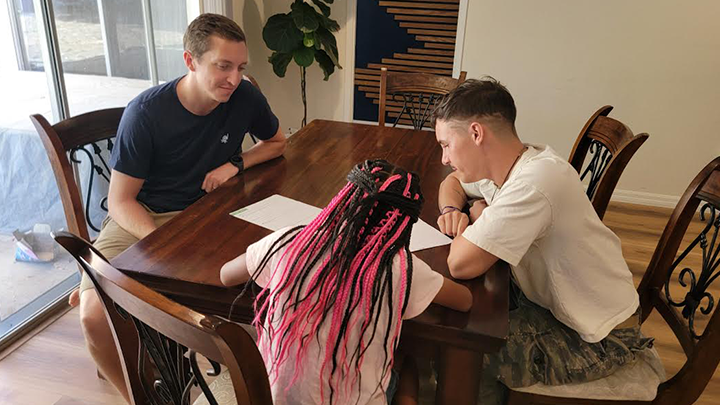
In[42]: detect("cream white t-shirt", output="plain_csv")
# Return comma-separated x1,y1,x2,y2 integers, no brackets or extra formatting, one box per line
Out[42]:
461,144,638,343
246,227,444,405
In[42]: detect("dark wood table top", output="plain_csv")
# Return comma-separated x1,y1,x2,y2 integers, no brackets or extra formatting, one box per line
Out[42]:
112,119,509,353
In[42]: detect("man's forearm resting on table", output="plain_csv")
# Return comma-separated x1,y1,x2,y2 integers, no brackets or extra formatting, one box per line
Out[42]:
438,172,468,212
437,173,472,237
447,235,499,280
241,129,286,170
203,130,287,192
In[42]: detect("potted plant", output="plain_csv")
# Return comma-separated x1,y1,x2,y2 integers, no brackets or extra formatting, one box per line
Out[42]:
262,0,342,127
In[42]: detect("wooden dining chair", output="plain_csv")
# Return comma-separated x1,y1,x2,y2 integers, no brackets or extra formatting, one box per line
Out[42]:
55,231,273,405
507,156,720,405
243,74,262,145
31,108,124,240
378,67,467,130
568,105,649,220
33,108,123,381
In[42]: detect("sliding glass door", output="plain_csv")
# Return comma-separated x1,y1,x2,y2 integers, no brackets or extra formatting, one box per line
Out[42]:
0,0,190,349
54,0,188,117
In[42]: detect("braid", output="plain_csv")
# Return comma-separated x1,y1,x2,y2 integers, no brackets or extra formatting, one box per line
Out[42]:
240,159,424,404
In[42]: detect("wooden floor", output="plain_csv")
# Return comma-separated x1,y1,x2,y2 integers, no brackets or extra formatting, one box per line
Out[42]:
0,201,718,405
0,306,125,405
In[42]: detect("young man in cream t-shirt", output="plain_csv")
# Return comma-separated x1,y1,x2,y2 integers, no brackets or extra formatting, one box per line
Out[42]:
433,78,653,404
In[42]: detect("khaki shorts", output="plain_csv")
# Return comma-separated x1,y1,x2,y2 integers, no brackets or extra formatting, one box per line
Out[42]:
79,207,180,293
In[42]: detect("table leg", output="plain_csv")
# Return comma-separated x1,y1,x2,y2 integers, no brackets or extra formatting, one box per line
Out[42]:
435,347,483,405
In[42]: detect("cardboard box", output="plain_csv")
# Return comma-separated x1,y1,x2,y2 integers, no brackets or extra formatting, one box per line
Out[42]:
13,224,55,262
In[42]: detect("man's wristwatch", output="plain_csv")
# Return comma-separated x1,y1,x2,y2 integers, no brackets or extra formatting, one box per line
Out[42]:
229,154,244,173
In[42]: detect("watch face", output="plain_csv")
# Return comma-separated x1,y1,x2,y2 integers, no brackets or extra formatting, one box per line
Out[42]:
230,155,243,170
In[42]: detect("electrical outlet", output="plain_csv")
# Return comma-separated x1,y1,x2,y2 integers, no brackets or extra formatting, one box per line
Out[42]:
286,127,299,137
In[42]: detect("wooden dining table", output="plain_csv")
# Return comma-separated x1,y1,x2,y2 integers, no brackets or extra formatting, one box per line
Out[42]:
111,119,509,405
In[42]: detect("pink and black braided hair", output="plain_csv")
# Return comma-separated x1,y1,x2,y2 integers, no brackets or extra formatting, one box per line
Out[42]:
238,159,423,404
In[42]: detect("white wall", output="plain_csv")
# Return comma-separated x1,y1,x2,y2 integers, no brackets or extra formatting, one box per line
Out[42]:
233,0,348,134
232,0,720,203
461,1,720,201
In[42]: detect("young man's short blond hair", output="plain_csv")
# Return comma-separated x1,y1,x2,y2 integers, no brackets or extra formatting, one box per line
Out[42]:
183,13,246,59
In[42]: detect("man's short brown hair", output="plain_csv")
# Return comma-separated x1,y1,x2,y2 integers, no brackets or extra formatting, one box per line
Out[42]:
183,13,246,59
432,77,517,132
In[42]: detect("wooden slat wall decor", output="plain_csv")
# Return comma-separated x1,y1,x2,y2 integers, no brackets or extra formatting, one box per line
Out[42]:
386,8,459,17
394,53,455,62
425,43,455,49
352,0,461,126
394,15,458,23
408,48,455,56
399,22,457,30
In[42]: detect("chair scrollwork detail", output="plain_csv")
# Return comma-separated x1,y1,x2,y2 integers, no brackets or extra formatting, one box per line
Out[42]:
665,202,720,340
580,139,613,199
114,302,221,405
389,92,441,130
69,139,114,232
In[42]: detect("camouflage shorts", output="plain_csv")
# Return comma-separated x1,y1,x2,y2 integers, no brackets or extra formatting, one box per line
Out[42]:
479,282,654,405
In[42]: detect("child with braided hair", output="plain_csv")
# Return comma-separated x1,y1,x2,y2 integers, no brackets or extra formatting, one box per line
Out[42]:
220,159,472,405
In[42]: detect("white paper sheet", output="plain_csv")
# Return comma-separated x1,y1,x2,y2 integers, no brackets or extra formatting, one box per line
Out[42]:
230,194,451,252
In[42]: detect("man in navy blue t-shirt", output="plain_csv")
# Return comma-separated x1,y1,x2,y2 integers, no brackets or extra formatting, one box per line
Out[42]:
110,73,280,213
75,14,286,401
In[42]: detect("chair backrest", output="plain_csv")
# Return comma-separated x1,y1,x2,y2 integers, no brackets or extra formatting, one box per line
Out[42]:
378,67,467,130
54,231,273,405
568,105,649,220
244,74,261,92
243,75,262,145
31,108,124,240
636,157,720,405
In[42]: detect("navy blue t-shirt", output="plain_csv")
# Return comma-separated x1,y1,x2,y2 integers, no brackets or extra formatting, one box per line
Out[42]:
110,77,279,212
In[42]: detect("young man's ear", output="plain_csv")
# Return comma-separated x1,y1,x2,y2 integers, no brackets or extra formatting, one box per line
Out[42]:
469,121,485,146
183,50,196,72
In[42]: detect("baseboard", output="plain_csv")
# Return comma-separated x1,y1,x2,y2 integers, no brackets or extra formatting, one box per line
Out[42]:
610,189,680,209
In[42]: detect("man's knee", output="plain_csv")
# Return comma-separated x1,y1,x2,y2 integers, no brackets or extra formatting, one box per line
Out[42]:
79,290,113,349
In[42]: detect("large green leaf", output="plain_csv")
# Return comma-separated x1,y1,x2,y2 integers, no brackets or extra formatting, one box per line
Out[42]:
269,52,293,77
315,27,342,68
263,14,303,53
311,0,331,17
318,14,340,32
314,49,335,80
291,1,320,33
293,47,315,68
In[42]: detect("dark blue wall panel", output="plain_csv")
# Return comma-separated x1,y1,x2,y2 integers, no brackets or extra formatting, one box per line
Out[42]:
353,2,419,122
